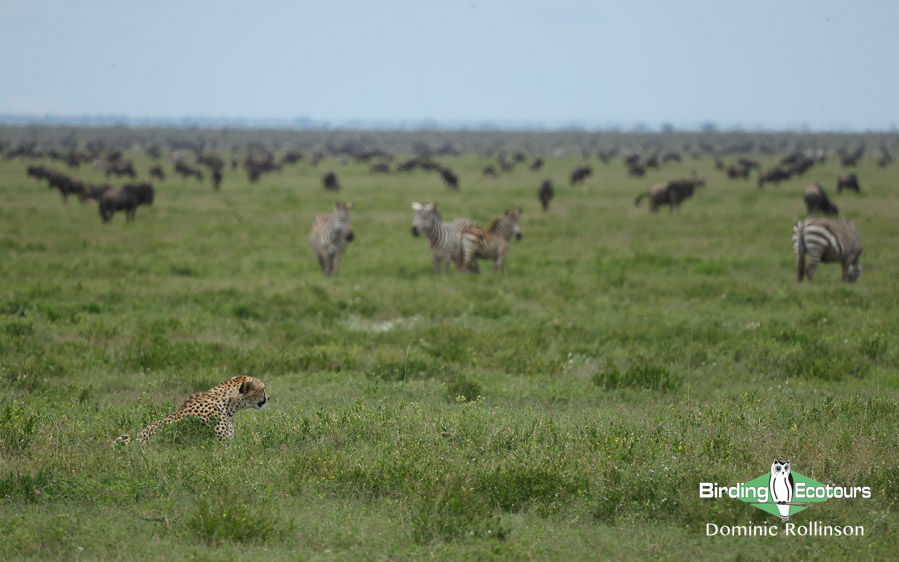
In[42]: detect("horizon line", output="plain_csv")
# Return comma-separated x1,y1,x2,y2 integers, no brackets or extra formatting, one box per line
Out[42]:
0,113,896,134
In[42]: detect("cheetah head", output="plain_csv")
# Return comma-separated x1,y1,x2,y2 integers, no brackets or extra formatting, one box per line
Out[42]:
232,376,270,410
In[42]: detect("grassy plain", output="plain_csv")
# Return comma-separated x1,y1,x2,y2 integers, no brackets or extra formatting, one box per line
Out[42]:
0,140,897,560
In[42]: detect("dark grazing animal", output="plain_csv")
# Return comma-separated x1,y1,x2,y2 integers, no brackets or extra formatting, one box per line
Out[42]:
149,164,166,181
538,180,554,211
370,162,391,174
726,164,751,180
803,184,838,215
105,161,137,179
174,162,204,181
570,166,592,185
27,166,85,202
83,184,113,204
98,183,155,223
627,163,646,177
529,158,545,171
212,169,223,191
836,172,860,193
322,171,341,191
758,167,792,188
482,165,498,178
793,218,862,283
439,167,459,189
634,177,704,213
456,209,523,273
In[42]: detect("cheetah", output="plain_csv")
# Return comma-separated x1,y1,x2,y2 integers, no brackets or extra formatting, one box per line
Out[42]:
114,375,269,445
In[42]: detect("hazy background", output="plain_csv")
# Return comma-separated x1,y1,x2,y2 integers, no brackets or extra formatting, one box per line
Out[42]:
2,0,897,130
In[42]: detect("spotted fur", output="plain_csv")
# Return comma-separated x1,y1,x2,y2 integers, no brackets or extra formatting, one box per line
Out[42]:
114,376,269,445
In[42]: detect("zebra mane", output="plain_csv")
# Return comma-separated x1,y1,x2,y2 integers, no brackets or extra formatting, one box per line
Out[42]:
488,216,505,233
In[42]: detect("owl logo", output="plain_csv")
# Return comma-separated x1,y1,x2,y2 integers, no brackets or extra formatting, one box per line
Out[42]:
769,459,795,521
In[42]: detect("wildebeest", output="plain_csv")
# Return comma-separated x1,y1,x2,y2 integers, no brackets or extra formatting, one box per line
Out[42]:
538,180,554,211
627,163,646,177
27,166,85,202
804,184,839,215
98,183,155,223
634,177,704,213
149,164,166,181
439,167,459,189
174,161,204,181
529,158,545,171
836,172,860,193
105,161,137,179
726,164,751,180
839,146,864,168
211,169,223,191
370,162,391,174
83,184,113,204
322,172,341,191
661,151,682,163
758,167,792,188
570,166,592,185
482,165,498,178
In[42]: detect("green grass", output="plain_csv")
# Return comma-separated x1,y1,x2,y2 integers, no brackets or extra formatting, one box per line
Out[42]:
1,140,898,559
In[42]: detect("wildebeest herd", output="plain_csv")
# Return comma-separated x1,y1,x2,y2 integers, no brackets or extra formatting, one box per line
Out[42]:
11,136,882,283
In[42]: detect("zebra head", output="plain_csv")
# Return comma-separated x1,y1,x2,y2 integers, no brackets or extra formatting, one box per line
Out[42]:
847,257,862,283
504,208,523,240
334,200,353,216
411,202,439,237
334,201,354,241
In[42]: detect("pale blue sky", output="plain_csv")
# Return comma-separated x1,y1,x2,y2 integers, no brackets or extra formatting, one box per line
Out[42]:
1,0,897,130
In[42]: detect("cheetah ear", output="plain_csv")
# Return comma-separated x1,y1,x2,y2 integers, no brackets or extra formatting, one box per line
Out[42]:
239,381,257,394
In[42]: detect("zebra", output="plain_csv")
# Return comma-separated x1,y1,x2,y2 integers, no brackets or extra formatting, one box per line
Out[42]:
309,201,355,276
456,208,523,273
411,202,475,274
792,217,863,283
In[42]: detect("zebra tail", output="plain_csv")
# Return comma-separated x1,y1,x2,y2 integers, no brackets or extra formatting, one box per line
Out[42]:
796,228,807,281
635,192,647,206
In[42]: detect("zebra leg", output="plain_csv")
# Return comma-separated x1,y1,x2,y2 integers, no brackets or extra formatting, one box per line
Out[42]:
317,254,326,274
332,254,341,276
432,255,442,274
806,257,820,282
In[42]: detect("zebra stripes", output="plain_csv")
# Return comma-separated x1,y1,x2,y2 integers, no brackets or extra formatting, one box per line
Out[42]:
309,201,354,276
792,217,863,283
411,202,475,274
457,209,523,273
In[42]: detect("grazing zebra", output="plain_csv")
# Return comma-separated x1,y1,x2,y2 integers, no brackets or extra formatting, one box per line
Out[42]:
456,209,523,273
309,201,355,276
411,202,475,274
792,217,863,283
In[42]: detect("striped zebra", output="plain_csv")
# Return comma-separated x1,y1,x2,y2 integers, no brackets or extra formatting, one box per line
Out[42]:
309,201,354,276
411,202,475,274
456,208,523,273
792,217,863,283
